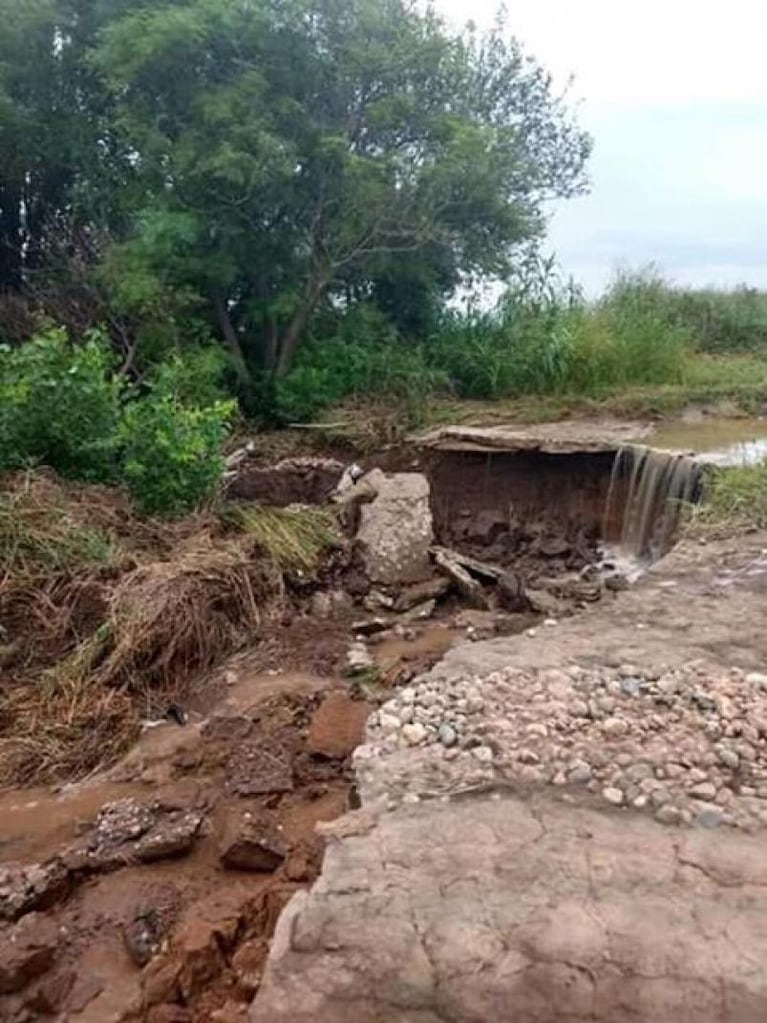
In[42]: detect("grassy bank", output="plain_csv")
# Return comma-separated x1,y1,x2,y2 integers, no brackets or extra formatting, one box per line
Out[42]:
272,272,767,429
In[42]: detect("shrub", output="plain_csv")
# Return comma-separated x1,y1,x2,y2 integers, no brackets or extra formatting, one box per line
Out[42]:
273,304,450,422
119,363,235,516
0,328,121,481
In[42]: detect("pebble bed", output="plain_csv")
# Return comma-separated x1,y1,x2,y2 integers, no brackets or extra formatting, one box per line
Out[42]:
357,660,767,830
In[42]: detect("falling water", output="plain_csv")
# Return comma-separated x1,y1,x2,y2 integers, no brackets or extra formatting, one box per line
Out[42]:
603,445,701,562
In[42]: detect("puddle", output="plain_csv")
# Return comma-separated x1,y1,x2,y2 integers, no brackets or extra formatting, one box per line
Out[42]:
643,418,767,467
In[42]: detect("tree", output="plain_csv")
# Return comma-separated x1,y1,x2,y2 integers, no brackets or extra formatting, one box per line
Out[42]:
91,0,590,377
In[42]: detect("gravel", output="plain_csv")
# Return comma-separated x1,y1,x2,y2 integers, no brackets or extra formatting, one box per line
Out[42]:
360,659,767,831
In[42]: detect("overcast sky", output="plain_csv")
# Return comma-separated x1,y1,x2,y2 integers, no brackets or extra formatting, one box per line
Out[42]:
437,0,767,294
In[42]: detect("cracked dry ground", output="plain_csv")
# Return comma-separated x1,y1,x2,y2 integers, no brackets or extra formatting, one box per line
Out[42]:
251,533,767,1023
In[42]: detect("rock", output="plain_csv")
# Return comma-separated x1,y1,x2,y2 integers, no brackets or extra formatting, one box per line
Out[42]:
716,747,740,770
602,786,624,806
402,598,437,622
432,548,490,610
471,746,494,764
619,677,642,696
497,571,525,611
232,938,269,999
310,590,353,618
346,642,374,674
227,742,294,797
689,782,718,801
525,588,565,618
124,905,174,967
0,912,58,993
746,672,767,689
695,804,725,829
220,812,286,872
65,800,203,871
465,510,509,545
355,470,433,585
0,861,69,922
655,805,682,826
307,693,369,759
567,761,593,784
602,716,629,738
394,577,451,612
402,723,427,746
351,617,391,636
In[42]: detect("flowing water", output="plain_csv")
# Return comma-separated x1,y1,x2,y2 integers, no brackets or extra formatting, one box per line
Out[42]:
603,445,701,562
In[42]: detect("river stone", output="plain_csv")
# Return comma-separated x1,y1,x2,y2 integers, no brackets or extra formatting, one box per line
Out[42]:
355,470,433,584
438,724,458,748
402,723,427,746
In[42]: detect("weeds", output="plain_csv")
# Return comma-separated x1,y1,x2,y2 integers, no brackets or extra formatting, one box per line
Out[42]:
222,504,339,576
691,461,767,533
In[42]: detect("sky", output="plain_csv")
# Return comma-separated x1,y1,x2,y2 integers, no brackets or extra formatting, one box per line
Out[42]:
436,0,767,294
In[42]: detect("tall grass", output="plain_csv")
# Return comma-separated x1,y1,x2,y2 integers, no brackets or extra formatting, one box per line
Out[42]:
272,268,767,422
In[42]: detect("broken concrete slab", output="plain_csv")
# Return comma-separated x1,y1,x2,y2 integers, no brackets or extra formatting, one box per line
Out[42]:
431,548,489,610
355,470,433,585
250,792,767,1023
414,420,653,454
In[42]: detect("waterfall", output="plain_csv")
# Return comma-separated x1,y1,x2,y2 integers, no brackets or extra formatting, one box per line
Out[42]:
603,445,700,561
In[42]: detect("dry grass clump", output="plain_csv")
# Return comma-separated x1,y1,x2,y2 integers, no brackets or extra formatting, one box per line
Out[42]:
0,472,298,786
221,503,339,576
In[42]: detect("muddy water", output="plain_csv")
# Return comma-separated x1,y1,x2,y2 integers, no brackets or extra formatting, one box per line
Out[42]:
643,418,767,466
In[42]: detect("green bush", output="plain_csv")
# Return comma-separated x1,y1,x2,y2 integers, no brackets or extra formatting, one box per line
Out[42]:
0,329,234,517
0,328,121,481
119,363,235,517
272,304,450,422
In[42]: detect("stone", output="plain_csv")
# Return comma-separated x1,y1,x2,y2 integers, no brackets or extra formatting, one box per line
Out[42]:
746,672,767,689
232,938,269,1000
471,746,494,764
438,724,458,748
346,642,374,674
716,747,740,770
655,805,682,826
307,693,369,759
0,913,58,993
689,782,718,801
695,804,725,829
567,761,592,784
355,470,433,585
602,716,629,738
377,712,400,734
393,577,451,612
0,861,69,922
602,786,624,806
219,812,286,872
402,723,427,746
497,571,526,611
65,800,203,871
465,510,509,545
310,590,353,617
620,677,642,697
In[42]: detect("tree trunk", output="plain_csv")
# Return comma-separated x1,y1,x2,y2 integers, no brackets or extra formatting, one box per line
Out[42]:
274,274,327,377
213,291,252,388
0,181,23,291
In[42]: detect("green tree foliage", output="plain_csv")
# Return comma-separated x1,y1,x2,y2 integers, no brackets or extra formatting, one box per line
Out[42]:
0,0,590,381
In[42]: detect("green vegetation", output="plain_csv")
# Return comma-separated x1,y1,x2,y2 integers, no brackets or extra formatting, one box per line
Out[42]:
1,1,766,497
0,331,234,516
693,462,767,532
